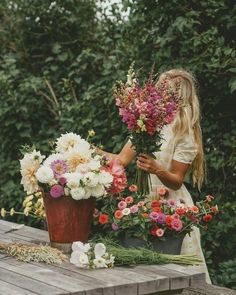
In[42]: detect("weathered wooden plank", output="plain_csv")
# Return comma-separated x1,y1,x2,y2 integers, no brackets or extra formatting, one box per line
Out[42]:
0,279,38,295
0,266,67,294
0,259,85,294
135,265,190,290
161,263,206,287
0,220,49,242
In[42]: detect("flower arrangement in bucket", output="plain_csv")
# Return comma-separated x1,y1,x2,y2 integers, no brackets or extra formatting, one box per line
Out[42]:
94,185,219,254
114,64,180,195
19,132,127,252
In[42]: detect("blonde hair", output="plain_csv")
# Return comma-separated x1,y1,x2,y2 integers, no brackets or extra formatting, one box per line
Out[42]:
159,69,205,190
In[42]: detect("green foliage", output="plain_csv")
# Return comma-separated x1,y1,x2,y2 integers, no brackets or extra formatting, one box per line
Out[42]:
0,0,235,288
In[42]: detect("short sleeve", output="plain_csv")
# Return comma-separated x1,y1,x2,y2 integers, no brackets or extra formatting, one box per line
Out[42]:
173,134,198,164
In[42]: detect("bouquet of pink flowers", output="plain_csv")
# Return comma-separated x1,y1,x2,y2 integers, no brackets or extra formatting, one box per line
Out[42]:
114,64,179,195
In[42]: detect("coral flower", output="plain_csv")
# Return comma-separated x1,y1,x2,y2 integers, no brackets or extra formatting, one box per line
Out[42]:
203,214,213,222
142,213,149,218
99,214,109,225
125,196,134,204
152,206,161,213
114,210,123,219
165,215,173,226
190,206,199,213
129,184,138,192
157,187,169,197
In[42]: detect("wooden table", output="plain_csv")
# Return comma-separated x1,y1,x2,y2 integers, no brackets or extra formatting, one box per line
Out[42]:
0,220,205,295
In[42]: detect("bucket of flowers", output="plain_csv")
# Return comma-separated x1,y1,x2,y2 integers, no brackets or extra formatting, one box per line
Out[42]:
94,185,219,255
19,132,126,253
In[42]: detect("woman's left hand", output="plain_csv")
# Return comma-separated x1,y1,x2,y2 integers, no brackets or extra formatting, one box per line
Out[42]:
136,154,160,174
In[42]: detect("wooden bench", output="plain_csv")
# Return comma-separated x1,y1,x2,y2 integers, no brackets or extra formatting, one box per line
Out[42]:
0,219,206,295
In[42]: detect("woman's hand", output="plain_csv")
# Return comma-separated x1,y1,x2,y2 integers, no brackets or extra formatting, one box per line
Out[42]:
137,153,190,191
136,154,161,174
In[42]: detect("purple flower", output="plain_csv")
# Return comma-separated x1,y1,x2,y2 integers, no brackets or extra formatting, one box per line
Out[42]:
59,177,67,186
50,160,67,178
50,184,64,198
111,223,119,231
168,199,177,208
156,213,166,224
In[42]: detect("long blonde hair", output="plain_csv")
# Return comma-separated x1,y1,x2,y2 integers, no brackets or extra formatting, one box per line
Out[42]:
159,69,205,190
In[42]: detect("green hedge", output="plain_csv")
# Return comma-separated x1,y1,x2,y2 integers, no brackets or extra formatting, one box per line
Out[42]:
0,0,235,288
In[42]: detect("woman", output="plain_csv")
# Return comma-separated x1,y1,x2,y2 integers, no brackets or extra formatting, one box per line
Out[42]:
101,69,211,283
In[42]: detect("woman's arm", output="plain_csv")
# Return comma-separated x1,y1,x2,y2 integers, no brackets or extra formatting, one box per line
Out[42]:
137,154,189,191
96,141,136,167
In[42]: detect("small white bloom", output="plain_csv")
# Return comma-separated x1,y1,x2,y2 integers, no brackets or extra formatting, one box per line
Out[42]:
83,172,99,187
35,17,40,22
94,243,106,258
70,187,86,200
64,187,70,196
93,257,107,268
72,241,90,253
64,172,82,189
35,166,54,183
98,171,113,187
76,163,90,174
91,184,106,198
122,208,131,215
87,160,101,171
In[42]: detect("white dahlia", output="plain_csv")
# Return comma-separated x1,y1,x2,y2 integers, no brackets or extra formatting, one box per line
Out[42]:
91,184,106,198
64,172,82,189
98,171,113,187
55,132,82,153
70,187,86,200
35,166,54,183
83,172,99,187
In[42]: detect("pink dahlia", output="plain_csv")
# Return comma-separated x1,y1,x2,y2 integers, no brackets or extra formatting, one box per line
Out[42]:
50,184,64,198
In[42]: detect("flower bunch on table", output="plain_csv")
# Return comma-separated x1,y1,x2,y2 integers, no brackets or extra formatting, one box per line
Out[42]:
95,185,219,241
17,132,127,218
70,241,115,269
114,64,179,195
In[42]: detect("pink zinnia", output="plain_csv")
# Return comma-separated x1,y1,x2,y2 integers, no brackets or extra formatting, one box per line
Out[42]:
168,199,176,208
118,201,127,210
149,211,159,221
50,184,64,198
171,218,183,231
156,228,164,237
130,205,139,214
111,223,119,231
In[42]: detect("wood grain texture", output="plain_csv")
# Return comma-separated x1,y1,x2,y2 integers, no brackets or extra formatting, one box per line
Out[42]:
0,220,206,295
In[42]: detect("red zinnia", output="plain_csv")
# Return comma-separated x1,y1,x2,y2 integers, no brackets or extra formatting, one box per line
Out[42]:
114,210,123,219
98,214,109,224
203,214,213,222
151,200,161,208
152,206,162,213
176,207,186,216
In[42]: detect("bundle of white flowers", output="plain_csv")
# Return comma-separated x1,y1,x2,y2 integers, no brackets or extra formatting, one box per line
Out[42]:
70,241,115,269
20,133,113,200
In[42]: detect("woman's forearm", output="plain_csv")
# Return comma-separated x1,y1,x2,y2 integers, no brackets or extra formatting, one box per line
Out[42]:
153,166,183,191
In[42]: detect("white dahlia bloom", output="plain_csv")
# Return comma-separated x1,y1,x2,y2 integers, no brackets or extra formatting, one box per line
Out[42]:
83,172,99,187
35,166,54,183
65,148,91,172
87,160,101,171
20,150,45,194
98,171,113,187
93,257,107,268
94,243,106,258
70,187,86,200
122,208,131,215
72,241,91,253
64,172,82,189
91,184,106,198
55,132,82,153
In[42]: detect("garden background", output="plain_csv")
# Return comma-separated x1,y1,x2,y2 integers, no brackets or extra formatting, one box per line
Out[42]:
0,0,235,288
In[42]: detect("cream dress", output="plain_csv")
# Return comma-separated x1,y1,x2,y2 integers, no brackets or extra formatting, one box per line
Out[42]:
150,122,211,284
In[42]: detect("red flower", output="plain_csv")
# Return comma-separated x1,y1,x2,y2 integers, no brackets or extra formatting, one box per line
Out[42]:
129,184,138,192
176,207,186,216
203,214,213,222
98,214,109,224
152,206,161,213
151,200,161,208
190,206,199,213
150,227,158,236
125,196,134,204
165,215,173,226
